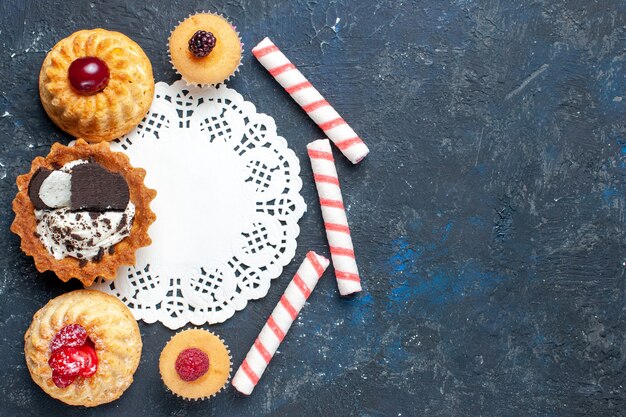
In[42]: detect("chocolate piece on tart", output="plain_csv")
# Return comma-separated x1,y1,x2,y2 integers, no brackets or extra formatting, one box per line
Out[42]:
28,161,131,212
70,162,130,211
28,168,54,210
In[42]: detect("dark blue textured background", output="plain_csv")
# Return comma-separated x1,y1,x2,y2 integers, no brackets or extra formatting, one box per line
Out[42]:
1,1,625,416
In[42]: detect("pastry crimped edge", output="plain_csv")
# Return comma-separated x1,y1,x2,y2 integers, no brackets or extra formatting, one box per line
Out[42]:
159,329,232,400
39,28,155,143
168,11,243,86
24,290,142,407
10,139,157,286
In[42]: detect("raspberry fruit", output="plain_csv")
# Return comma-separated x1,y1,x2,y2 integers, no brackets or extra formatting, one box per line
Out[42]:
175,348,209,381
52,372,76,388
188,31,217,58
50,324,88,353
48,346,90,377
48,339,99,387
78,344,98,377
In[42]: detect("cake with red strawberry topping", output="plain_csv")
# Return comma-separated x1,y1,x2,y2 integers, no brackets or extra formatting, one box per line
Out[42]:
24,290,142,407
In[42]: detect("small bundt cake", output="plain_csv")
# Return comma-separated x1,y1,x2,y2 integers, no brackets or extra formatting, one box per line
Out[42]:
39,29,154,142
24,290,142,407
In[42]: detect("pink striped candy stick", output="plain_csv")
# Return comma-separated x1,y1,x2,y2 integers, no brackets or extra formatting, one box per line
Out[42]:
252,37,370,164
232,251,330,396
307,139,362,296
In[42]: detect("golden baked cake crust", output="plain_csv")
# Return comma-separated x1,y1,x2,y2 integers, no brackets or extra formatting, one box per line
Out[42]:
24,290,142,407
159,329,232,400
10,139,157,286
39,29,154,143
169,13,242,85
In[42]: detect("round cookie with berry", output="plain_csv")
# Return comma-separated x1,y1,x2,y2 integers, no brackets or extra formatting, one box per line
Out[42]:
169,12,242,85
24,290,142,407
159,329,231,400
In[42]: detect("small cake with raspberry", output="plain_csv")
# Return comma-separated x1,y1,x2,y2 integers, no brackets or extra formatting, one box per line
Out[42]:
39,29,155,142
169,12,242,85
159,329,231,400
24,290,142,407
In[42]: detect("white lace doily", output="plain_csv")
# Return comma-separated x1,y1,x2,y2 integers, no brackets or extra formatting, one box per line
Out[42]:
90,80,306,329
